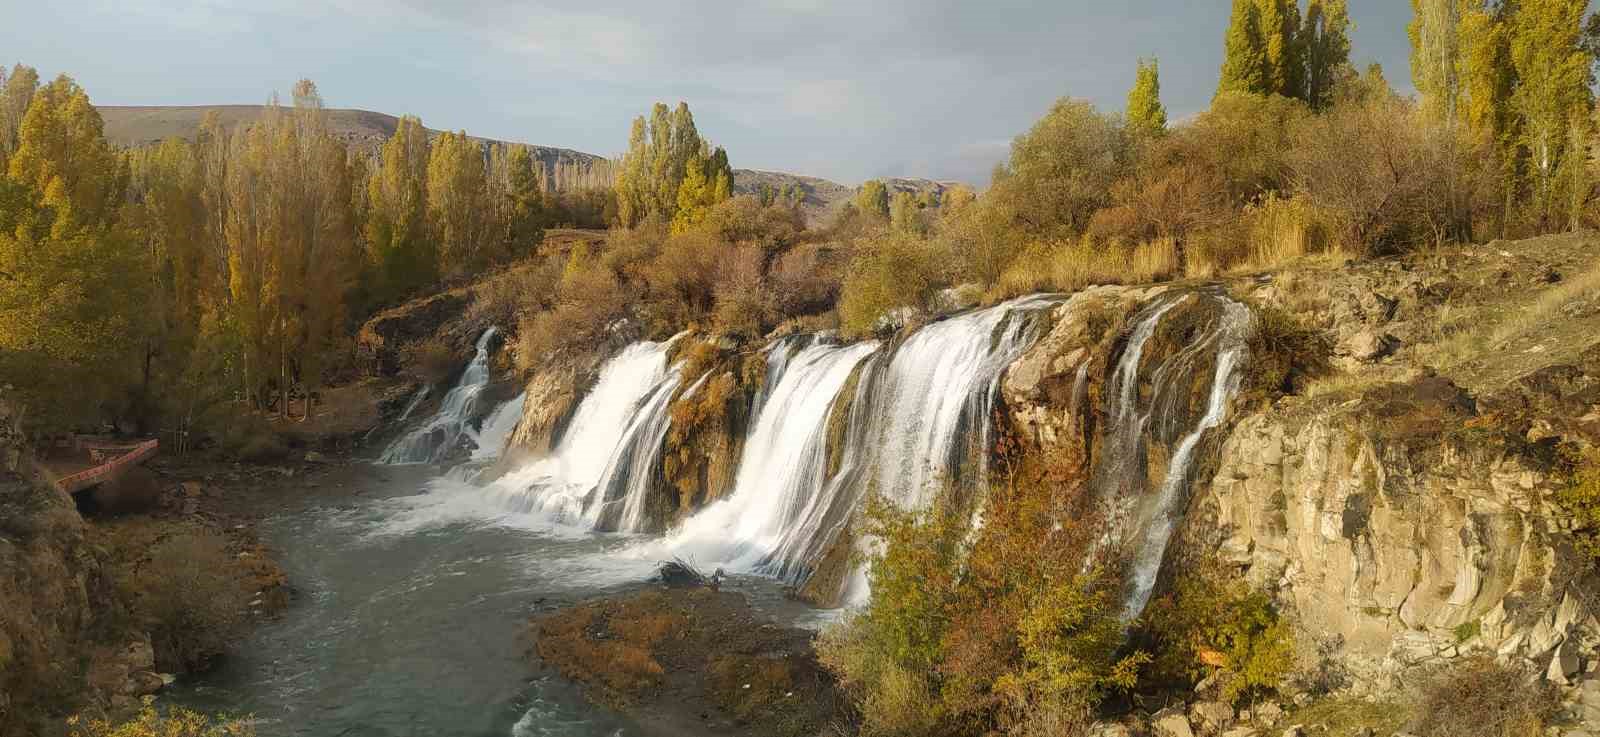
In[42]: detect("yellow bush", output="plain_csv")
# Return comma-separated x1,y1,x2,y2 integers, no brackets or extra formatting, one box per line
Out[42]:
69,704,253,737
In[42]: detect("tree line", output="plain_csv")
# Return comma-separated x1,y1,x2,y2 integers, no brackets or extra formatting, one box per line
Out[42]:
0,69,621,437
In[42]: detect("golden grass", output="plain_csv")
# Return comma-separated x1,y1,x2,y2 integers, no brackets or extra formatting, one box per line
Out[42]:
994,237,1181,299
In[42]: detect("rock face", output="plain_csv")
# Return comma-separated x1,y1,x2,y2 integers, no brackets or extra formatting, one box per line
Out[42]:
356,291,475,378
0,393,147,735
1186,372,1591,691
999,269,1600,696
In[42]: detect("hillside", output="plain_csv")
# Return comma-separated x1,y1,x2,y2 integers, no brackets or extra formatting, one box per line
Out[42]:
96,105,961,224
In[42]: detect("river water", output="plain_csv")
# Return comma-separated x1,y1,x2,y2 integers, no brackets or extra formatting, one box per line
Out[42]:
169,464,821,737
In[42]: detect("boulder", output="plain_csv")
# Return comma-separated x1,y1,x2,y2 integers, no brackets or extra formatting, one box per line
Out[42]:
1153,707,1196,737
126,670,165,696
1549,638,1581,685
1341,329,1401,363
1190,701,1235,734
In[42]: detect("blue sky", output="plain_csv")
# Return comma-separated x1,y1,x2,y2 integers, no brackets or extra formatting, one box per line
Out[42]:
2,1,1423,184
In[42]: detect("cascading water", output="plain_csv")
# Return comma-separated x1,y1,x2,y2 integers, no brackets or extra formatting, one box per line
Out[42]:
648,295,1059,596
861,295,1059,510
379,328,501,465
485,336,684,525
655,337,880,578
471,391,527,462
1094,291,1253,620
588,369,692,532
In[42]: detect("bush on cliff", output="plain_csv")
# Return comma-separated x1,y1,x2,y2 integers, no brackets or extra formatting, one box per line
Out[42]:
1134,562,1295,704
1559,448,1600,565
819,452,1145,737
1410,656,1558,737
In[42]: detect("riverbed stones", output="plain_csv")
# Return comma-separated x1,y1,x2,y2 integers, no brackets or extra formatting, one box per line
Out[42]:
1190,700,1235,734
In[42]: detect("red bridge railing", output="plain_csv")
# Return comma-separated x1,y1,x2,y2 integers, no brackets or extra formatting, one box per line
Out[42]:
55,439,159,494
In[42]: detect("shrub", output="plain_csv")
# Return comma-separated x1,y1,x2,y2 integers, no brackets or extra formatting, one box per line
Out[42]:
711,245,773,339
819,451,1143,737
1245,303,1333,398
116,530,249,672
838,233,945,337
1559,449,1600,563
68,704,254,737
1410,657,1558,737
1135,562,1295,705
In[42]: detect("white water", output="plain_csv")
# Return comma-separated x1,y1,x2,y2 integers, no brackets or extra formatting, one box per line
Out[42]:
863,295,1059,510
471,392,526,462
1099,293,1253,620
589,368,691,532
379,328,501,465
486,336,683,525
649,337,879,578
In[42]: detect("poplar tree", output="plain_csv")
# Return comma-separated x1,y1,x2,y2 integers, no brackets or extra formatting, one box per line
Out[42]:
1410,0,1467,122
1218,0,1269,97
0,64,39,171
365,115,432,303
1126,58,1168,137
613,101,731,228
1255,0,1295,95
855,180,890,220
1302,0,1353,110
427,129,496,274
1508,0,1593,227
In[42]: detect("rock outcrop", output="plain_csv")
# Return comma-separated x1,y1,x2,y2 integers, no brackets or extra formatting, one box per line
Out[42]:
0,392,151,735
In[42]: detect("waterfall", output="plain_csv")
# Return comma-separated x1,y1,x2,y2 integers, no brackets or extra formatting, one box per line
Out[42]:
486,336,683,524
646,295,1058,594
587,368,692,532
863,295,1059,510
379,328,501,465
1095,291,1253,620
654,337,880,576
471,392,527,462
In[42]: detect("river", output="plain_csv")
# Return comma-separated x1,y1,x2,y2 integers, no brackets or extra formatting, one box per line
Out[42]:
169,463,823,737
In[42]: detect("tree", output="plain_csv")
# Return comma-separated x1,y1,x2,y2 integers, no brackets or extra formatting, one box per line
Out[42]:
500,144,546,255
1302,0,1353,110
854,179,890,221
365,115,433,304
1219,0,1269,97
0,74,149,430
889,189,923,234
1127,58,1168,138
7,75,124,237
0,64,39,171
614,102,729,228
1509,0,1593,227
1256,0,1301,96
1410,0,1467,123
427,129,497,274
989,98,1127,239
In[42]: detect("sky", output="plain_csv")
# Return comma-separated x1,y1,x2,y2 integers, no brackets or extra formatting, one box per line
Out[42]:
1,0,1422,186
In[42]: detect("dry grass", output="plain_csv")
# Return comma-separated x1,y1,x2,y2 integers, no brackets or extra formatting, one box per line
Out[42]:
1411,657,1558,737
1489,257,1600,347
1286,697,1413,737
534,592,688,698
994,237,1181,299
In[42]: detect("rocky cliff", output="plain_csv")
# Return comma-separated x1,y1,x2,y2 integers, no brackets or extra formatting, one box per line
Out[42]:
0,393,159,736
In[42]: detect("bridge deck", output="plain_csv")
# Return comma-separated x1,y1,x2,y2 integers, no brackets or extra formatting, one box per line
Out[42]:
53,439,159,494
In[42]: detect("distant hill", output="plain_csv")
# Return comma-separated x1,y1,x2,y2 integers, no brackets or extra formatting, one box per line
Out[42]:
97,105,963,225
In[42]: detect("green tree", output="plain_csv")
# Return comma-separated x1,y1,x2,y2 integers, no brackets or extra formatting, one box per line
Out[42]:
1256,0,1302,96
1410,0,1468,122
501,144,547,254
365,115,433,304
1126,58,1168,137
1302,0,1354,109
1218,0,1269,97
1509,0,1593,227
889,189,923,234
